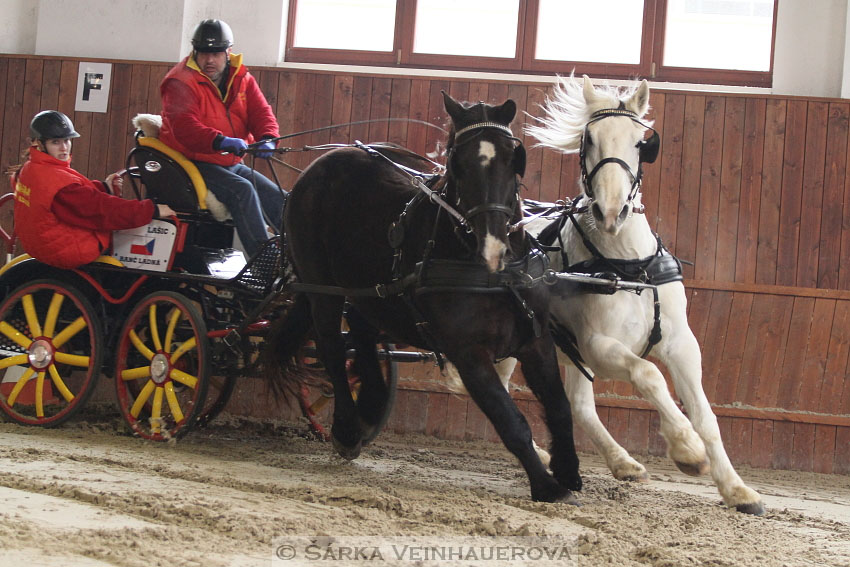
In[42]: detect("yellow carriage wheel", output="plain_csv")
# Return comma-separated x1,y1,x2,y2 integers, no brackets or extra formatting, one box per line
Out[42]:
114,291,209,441
0,279,104,426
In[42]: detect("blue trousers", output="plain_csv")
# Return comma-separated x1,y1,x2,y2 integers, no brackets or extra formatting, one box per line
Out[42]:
193,162,286,258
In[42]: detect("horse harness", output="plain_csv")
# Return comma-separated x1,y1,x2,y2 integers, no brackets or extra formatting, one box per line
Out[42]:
290,125,546,361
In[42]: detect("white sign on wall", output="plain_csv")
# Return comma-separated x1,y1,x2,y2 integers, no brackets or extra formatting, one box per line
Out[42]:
75,62,112,113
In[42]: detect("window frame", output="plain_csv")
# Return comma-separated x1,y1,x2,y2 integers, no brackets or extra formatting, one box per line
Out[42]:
284,0,777,87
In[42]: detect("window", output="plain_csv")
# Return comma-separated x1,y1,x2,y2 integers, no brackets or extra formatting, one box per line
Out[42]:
285,0,777,87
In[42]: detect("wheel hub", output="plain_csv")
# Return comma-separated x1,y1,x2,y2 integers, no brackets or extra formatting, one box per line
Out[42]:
150,353,170,385
28,339,54,370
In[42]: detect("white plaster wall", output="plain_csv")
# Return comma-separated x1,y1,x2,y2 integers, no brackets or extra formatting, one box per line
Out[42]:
0,0,39,54
772,0,847,97
842,3,850,99
33,0,185,62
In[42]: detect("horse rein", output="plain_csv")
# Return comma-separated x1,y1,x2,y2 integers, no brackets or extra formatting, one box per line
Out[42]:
579,107,659,209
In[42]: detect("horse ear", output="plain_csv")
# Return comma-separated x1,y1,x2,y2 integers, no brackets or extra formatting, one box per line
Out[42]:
582,75,600,105
442,91,465,123
493,99,517,124
626,79,650,117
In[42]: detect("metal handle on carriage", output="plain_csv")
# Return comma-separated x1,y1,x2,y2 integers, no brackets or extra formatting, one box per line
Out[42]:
542,269,657,292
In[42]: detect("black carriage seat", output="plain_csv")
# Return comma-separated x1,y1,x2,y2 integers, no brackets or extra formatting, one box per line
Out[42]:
126,114,230,220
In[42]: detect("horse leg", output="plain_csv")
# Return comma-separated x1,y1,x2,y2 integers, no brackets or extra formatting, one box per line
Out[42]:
515,336,582,493
344,306,389,437
309,295,363,459
452,348,576,503
495,358,551,468
582,336,709,476
563,362,648,482
660,331,765,515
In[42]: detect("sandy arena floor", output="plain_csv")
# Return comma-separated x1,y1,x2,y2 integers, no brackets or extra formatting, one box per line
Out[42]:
0,410,848,567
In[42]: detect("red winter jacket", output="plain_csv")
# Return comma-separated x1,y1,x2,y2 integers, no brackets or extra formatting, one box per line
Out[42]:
158,53,279,166
14,147,155,269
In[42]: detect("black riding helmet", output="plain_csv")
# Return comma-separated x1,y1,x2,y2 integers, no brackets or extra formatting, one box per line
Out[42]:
30,110,80,141
191,19,234,52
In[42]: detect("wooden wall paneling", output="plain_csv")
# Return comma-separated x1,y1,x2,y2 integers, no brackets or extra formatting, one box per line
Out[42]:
755,295,795,408
328,74,353,142
797,102,829,288
406,79,430,155
293,72,319,171
775,297,815,410
444,394,469,440
127,64,151,137
0,59,9,166
312,73,335,146
818,103,848,289
468,82,489,106
685,288,712,356
771,420,795,470
275,71,301,188
367,76,392,143
86,111,111,181
812,423,836,474
654,93,683,251
716,96,745,282
796,298,835,412
677,95,706,277
1,59,26,175
840,340,850,415
736,98,766,283
832,426,850,475
750,419,774,469
425,79,451,158
20,59,45,155
790,422,816,472
539,119,563,203
699,290,732,403
57,60,78,118
728,416,754,466
694,96,725,280
388,78,411,147
625,408,651,455
104,63,132,179
647,411,666,456
606,406,631,449
756,99,787,285
557,153,579,199
145,65,169,115
776,100,807,286
819,300,850,415
41,59,62,111
523,85,547,201
641,92,665,232
487,83,509,107
712,292,754,405
425,392,449,438
736,294,787,406
448,81,470,110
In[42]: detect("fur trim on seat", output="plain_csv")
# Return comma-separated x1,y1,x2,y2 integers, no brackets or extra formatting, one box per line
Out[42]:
132,114,162,138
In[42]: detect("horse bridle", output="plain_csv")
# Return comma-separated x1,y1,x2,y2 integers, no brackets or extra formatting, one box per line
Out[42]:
579,107,660,208
449,121,525,225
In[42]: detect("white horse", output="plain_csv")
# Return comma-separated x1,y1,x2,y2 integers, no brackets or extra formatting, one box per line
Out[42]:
520,75,764,515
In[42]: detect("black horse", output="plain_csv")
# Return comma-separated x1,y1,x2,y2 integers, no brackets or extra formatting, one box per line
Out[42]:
266,92,581,503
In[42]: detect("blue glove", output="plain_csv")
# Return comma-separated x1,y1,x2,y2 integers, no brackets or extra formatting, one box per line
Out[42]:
255,139,276,159
218,136,248,155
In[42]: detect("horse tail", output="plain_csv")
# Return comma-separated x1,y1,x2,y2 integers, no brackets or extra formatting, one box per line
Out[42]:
262,292,315,400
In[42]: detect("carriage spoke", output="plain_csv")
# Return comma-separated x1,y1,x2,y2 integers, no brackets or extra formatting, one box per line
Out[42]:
151,386,164,432
43,292,65,338
149,304,162,352
22,294,43,338
0,321,33,350
169,368,198,389
130,380,156,418
54,352,90,367
121,366,151,381
164,382,184,422
35,371,46,417
0,354,28,370
52,317,87,349
164,309,181,354
170,337,196,365
6,367,36,407
48,364,75,403
129,330,155,360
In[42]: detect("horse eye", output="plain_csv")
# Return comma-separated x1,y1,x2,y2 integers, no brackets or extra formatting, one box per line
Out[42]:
585,134,594,147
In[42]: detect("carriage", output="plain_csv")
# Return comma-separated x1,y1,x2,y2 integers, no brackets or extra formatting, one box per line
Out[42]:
0,116,424,442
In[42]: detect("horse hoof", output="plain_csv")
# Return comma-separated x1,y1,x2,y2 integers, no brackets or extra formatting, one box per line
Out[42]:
332,436,362,460
673,459,710,477
735,500,765,516
557,491,581,506
620,471,650,483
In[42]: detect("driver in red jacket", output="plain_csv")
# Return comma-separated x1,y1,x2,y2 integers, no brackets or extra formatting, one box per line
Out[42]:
158,19,286,258
13,111,175,269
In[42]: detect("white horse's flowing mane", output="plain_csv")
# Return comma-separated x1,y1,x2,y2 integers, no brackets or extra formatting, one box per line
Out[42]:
525,74,646,153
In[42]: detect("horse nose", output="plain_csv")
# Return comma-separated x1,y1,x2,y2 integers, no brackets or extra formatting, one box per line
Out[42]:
592,202,604,223
619,203,630,222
